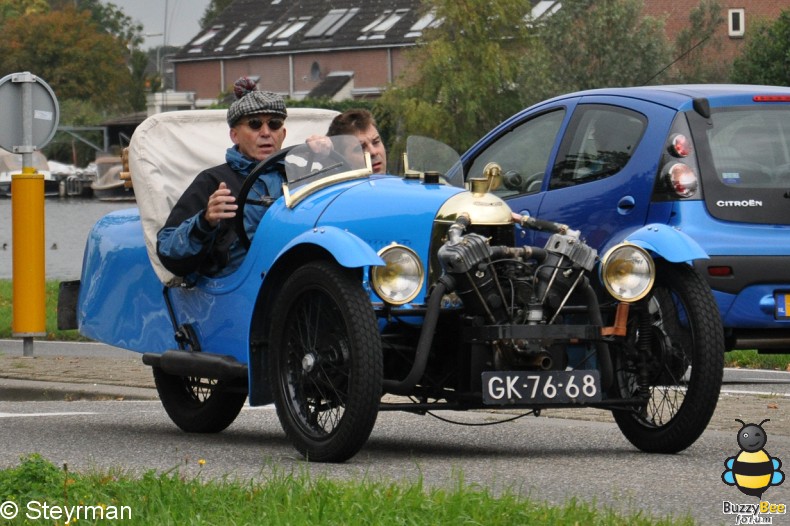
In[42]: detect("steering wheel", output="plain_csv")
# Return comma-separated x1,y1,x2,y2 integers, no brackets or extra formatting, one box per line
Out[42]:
235,147,355,249
235,146,293,249
523,172,544,193
503,170,543,193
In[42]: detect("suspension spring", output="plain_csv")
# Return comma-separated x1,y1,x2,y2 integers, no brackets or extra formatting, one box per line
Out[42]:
636,307,653,399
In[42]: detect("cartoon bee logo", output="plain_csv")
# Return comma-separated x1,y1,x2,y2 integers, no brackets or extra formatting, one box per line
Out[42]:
722,419,785,498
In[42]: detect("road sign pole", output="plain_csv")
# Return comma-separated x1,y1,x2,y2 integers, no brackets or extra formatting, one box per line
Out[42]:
12,75,46,356
0,72,59,357
11,166,46,355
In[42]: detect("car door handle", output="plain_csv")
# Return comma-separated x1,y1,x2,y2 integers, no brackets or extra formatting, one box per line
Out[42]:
617,196,635,215
515,210,532,238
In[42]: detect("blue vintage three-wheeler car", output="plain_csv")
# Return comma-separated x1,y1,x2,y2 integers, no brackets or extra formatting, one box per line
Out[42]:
59,109,724,462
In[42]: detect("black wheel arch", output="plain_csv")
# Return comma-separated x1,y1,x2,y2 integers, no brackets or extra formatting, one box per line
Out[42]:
247,244,365,406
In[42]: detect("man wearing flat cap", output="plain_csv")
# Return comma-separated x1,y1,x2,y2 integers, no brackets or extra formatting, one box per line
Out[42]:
157,77,288,278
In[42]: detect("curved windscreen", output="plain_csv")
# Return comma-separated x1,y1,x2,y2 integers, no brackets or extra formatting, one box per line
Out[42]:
403,135,462,188
282,135,372,207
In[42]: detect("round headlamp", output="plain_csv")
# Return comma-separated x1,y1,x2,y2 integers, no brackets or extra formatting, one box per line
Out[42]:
370,244,424,305
600,243,655,302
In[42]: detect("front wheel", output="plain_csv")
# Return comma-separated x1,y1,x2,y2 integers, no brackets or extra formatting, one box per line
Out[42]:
269,261,383,462
153,368,248,433
611,262,724,453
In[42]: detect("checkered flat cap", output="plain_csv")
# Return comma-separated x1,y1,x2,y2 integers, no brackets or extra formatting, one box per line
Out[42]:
227,86,287,127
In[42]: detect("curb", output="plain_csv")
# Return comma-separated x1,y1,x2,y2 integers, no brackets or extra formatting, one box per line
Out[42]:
0,378,158,402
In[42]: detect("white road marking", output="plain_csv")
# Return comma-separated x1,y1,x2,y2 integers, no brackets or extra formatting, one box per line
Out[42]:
720,388,790,398
0,412,97,418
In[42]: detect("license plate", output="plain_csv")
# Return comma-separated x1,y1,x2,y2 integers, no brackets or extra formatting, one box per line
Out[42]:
776,292,790,319
482,370,601,405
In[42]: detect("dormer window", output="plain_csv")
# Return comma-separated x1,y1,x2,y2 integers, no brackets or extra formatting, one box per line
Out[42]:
265,17,312,46
188,25,222,52
359,9,409,40
215,25,245,51
405,10,438,38
237,22,271,50
305,8,359,38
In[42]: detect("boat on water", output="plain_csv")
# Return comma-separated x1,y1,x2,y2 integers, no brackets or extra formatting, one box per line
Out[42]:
49,160,96,198
90,154,135,201
0,148,60,197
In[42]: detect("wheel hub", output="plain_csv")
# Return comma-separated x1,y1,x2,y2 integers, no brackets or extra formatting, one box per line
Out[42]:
302,353,317,373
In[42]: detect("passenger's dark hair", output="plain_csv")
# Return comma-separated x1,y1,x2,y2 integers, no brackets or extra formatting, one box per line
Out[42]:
327,109,377,136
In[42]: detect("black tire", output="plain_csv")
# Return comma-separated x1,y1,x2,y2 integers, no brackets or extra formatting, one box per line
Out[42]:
269,261,382,462
611,262,724,453
153,368,247,433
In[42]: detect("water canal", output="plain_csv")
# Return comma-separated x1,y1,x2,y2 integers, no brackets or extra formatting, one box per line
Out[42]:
0,198,133,280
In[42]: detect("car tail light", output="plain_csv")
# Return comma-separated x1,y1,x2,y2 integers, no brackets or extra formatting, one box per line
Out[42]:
707,266,733,277
666,162,698,197
754,95,790,102
670,133,693,157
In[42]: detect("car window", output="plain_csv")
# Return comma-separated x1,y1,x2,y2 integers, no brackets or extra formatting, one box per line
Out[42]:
467,109,565,198
707,108,790,188
549,105,646,190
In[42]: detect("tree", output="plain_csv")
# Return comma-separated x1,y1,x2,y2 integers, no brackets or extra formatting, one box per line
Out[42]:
668,0,726,83
0,1,147,112
521,0,671,100
200,0,234,29
49,0,143,47
731,10,790,86
377,0,679,153
0,0,48,18
0,7,134,113
377,0,535,153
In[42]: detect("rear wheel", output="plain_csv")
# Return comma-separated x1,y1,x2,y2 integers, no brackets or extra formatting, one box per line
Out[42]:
611,262,723,453
269,261,382,462
153,368,247,433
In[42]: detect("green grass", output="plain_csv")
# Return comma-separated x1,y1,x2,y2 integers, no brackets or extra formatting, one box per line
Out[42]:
0,280,85,341
0,454,694,525
0,279,787,368
724,349,790,371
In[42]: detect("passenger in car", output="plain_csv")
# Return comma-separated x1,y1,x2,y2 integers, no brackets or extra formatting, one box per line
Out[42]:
326,109,388,174
156,77,288,278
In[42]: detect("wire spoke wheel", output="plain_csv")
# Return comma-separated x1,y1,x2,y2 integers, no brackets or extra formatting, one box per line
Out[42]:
611,262,724,453
188,376,218,401
283,292,351,436
270,261,382,462
153,367,247,433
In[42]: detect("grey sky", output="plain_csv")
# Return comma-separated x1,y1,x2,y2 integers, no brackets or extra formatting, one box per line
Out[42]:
106,0,213,49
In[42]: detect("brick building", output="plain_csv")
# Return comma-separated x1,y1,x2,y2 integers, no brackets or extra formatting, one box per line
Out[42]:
171,0,786,106
641,0,786,65
171,0,430,105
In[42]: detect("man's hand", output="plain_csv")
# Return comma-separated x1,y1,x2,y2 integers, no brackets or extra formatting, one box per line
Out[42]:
305,135,333,156
204,182,237,227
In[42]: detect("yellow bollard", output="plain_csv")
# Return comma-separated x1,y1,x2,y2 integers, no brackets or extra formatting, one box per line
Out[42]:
11,166,46,342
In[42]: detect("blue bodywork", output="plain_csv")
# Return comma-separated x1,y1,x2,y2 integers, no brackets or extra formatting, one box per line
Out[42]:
460,84,790,349
77,175,465,365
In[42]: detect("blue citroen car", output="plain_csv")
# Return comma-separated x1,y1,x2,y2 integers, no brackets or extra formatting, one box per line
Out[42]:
456,85,790,353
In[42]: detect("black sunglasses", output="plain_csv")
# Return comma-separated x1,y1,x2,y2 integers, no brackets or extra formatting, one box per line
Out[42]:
245,117,285,131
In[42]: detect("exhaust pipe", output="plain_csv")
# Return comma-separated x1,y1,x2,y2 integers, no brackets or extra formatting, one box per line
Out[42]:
142,350,248,381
